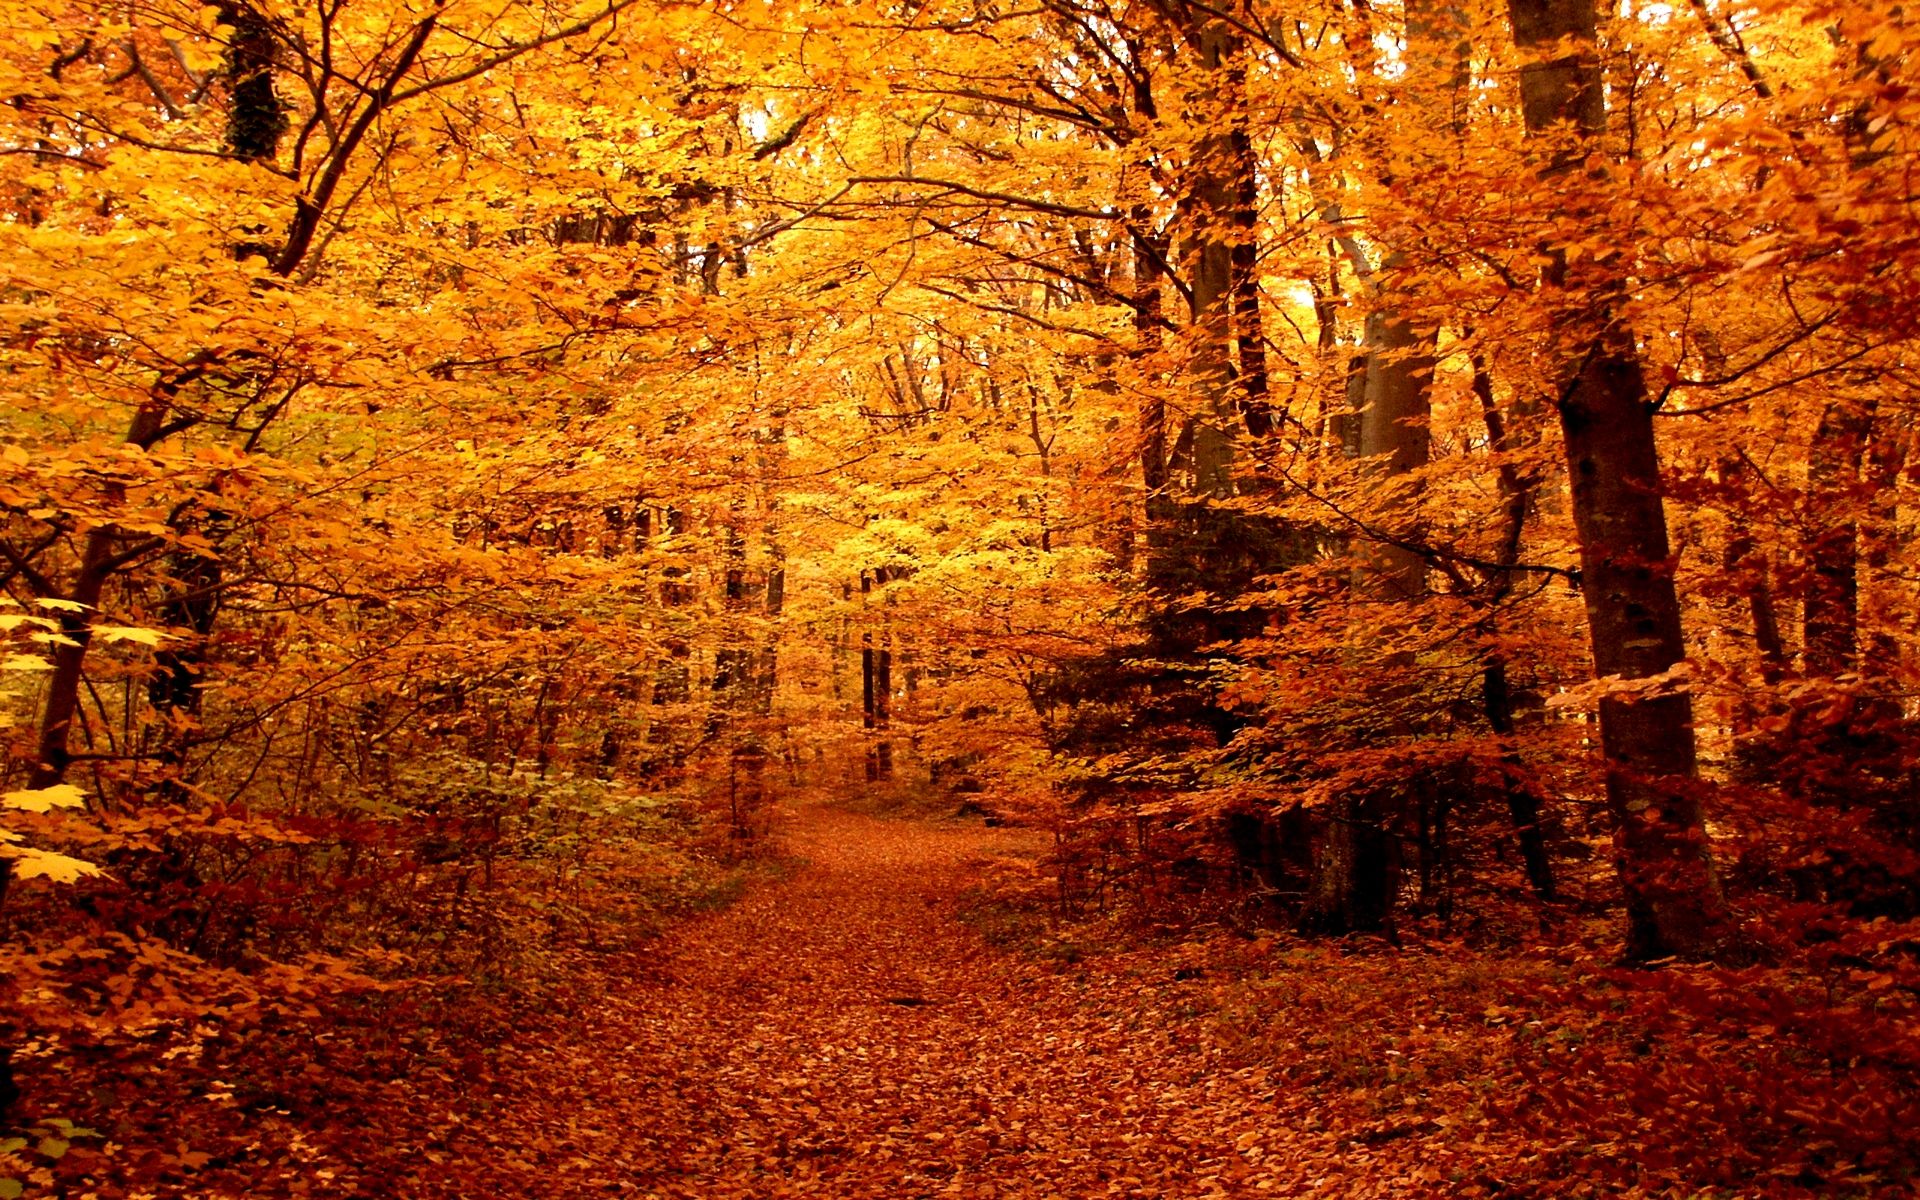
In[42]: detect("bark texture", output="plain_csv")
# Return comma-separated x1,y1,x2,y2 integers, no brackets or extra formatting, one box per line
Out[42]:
1508,0,1729,959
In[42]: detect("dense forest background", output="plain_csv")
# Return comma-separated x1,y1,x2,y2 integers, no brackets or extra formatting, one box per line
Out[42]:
1,0,1918,1193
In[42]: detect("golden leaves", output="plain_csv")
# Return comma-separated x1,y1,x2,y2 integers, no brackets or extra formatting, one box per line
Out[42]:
0,844,104,882
94,624,168,646
1,788,100,883
2,784,87,812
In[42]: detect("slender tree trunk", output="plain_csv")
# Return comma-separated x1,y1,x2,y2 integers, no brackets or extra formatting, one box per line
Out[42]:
1721,455,1790,780
28,537,114,789
1727,528,1789,687
860,569,893,781
649,510,694,769
1803,399,1871,679
1127,31,1168,529
1484,660,1556,898
1134,215,1170,521
875,637,893,781
861,617,877,781
1472,357,1558,900
1860,419,1907,678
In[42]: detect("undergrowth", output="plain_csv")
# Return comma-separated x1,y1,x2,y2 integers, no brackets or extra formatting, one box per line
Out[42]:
1,763,773,1199
952,829,1920,1198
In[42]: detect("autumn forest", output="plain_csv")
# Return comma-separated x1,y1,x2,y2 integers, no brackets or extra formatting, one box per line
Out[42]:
0,0,1916,1193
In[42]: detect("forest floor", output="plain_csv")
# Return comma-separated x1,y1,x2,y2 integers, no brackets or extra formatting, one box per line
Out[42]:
401,802,1449,1199
47,800,1910,1198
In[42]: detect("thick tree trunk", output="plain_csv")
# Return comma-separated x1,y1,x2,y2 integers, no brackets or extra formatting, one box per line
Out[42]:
1558,328,1727,956
1171,24,1241,499
1298,795,1397,936
1144,20,1264,636
1227,76,1271,439
1300,800,1359,934
1298,0,1450,927
220,2,287,161
1508,0,1729,959
1299,307,1435,935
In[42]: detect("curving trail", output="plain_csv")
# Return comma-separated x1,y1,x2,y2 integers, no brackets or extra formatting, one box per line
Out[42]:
408,805,1386,1199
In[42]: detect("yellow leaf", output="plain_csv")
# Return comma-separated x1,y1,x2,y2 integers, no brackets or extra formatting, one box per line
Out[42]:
2,846,104,883
3,784,87,812
96,625,167,647
0,654,51,671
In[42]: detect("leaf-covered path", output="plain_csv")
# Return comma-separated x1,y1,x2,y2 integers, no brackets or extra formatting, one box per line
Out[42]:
426,806,1390,1199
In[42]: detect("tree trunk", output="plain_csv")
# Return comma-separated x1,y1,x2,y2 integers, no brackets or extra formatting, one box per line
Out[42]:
1508,0,1729,959
1472,356,1558,900
875,638,893,781
28,536,114,789
1298,795,1397,936
861,622,878,781
1298,0,1453,929
1803,399,1871,679
1355,305,1437,599
861,569,893,781
1172,23,1240,499
1227,72,1271,439
1485,659,1557,900
1299,306,1435,934
145,531,225,782
141,11,291,779
1558,328,1727,956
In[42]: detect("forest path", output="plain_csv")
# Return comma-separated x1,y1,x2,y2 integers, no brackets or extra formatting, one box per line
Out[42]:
464,803,1374,1199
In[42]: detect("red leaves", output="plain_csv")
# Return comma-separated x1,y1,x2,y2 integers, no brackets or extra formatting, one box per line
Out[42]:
8,805,1917,1198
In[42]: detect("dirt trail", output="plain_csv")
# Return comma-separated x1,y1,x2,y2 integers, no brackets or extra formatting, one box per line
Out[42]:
419,805,1370,1199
